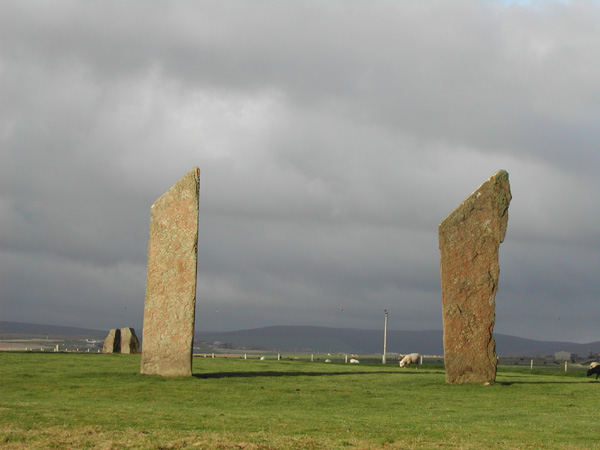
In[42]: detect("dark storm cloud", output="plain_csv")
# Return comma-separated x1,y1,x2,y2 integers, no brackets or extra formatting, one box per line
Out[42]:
1,1,599,342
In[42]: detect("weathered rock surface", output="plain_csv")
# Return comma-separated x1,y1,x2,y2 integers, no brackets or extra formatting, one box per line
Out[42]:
102,328,121,354
120,327,140,354
439,170,511,384
140,168,200,377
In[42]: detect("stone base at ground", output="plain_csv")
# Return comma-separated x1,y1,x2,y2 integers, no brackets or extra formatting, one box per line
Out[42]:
439,170,511,384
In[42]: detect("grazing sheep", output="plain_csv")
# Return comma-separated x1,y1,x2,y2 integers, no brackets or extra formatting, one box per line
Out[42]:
325,359,331,363
350,358,360,364
399,353,421,369
587,364,600,380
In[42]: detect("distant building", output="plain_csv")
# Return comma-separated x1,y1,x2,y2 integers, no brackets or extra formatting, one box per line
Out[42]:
554,351,577,361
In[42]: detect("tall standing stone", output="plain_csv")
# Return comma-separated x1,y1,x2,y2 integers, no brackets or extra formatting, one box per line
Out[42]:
120,327,140,354
439,170,511,384
140,167,200,377
102,328,121,354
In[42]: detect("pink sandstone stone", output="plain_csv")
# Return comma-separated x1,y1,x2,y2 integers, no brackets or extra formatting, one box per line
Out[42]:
120,327,139,354
140,167,200,377
102,328,120,354
439,170,511,384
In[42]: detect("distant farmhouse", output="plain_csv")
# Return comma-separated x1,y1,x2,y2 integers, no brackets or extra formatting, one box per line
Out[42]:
554,351,577,362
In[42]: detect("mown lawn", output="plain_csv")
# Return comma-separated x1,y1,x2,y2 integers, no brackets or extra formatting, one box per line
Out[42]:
0,352,598,449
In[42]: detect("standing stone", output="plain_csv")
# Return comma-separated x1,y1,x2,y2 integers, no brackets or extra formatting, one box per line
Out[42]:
120,327,140,354
102,328,121,354
140,168,200,377
439,170,511,384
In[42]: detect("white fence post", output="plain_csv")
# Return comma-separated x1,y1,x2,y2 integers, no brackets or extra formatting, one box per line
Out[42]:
530,359,534,370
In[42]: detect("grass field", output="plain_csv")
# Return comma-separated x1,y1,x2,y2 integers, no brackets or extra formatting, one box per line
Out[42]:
0,353,598,450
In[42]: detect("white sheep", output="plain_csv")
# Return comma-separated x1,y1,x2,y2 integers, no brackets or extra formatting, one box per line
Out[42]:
350,358,360,364
399,353,421,369
590,362,599,369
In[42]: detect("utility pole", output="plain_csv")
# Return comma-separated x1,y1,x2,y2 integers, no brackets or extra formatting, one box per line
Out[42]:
382,309,388,364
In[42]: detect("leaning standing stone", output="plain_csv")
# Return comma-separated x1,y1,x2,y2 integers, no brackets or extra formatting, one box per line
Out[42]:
439,170,511,384
120,327,140,354
140,168,200,377
102,328,121,354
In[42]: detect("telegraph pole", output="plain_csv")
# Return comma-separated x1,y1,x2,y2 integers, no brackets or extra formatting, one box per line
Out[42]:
382,309,388,364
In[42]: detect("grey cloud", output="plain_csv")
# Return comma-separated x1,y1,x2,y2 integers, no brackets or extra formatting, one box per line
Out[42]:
1,250,145,329
1,1,599,342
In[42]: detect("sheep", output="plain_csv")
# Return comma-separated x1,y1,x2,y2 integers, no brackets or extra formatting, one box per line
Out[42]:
350,358,360,364
590,362,599,369
399,353,421,369
587,364,600,380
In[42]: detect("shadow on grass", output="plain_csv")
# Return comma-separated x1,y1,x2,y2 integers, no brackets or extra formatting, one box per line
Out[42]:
496,372,591,385
193,370,423,379
497,381,592,385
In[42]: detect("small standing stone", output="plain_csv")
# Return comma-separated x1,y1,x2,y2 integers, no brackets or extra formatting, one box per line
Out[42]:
102,328,121,354
120,327,140,354
140,168,200,377
439,170,511,384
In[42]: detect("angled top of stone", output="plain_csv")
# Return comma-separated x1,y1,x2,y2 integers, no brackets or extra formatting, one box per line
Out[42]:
439,169,511,242
151,167,200,210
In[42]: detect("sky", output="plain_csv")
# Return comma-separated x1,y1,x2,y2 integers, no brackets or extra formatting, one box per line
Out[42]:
1,1,599,343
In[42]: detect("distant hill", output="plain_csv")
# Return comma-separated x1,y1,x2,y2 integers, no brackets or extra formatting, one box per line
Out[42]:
196,326,443,354
3,321,599,357
0,321,108,339
494,333,600,358
195,325,600,358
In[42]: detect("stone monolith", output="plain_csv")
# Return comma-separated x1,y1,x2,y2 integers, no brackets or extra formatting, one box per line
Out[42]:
102,328,121,354
140,167,200,377
120,327,140,354
439,170,511,384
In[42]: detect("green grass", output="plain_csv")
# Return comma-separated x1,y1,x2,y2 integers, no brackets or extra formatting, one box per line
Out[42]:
0,353,598,449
